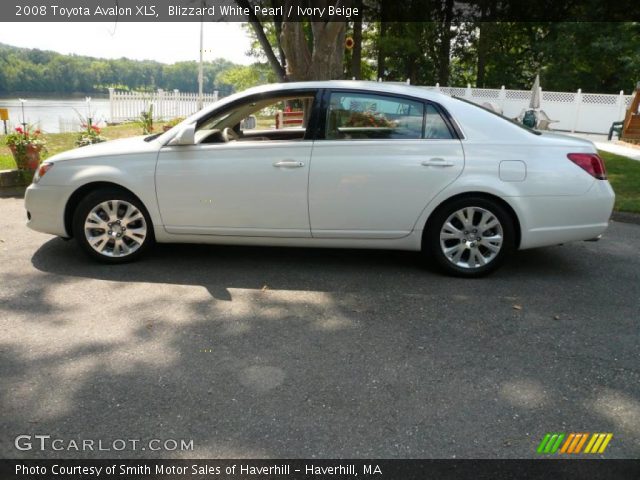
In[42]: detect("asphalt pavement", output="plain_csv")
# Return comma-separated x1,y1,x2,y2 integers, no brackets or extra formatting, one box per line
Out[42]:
0,197,638,459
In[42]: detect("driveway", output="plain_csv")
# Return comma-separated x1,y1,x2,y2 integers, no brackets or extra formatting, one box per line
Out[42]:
0,197,638,459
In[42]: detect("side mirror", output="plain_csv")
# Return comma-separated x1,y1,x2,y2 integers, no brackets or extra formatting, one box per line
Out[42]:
169,124,196,145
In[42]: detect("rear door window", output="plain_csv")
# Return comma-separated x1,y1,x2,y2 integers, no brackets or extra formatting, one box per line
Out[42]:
326,92,424,140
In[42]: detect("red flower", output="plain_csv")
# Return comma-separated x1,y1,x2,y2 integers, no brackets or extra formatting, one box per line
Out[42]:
91,125,100,132
15,127,23,133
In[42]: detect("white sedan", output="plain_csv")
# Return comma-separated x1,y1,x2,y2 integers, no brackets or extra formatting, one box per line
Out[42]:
25,81,614,277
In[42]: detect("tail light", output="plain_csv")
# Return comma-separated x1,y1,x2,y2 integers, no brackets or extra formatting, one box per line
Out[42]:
567,153,607,180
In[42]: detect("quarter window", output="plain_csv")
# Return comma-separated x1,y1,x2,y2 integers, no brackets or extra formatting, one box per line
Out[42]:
425,104,454,139
326,92,424,140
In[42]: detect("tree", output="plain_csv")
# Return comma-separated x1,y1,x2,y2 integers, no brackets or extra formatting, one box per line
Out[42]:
217,63,276,91
236,0,351,81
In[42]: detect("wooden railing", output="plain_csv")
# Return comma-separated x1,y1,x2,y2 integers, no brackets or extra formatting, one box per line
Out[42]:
622,82,640,138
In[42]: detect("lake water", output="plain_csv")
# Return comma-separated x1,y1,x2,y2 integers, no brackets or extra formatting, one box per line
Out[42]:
0,96,111,134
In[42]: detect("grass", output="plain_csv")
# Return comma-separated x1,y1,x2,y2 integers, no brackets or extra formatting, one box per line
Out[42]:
1,128,638,214
599,150,640,214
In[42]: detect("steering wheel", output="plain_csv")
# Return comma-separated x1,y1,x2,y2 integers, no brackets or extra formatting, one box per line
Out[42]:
222,127,239,142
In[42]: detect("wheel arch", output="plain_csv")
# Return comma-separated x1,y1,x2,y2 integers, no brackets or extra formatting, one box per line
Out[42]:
422,191,522,249
64,181,149,239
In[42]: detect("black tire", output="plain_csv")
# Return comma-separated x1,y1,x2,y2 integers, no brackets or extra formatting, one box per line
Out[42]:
72,187,154,264
423,196,516,278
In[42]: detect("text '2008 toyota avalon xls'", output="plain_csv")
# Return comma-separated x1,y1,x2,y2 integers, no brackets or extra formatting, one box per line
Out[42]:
25,81,614,277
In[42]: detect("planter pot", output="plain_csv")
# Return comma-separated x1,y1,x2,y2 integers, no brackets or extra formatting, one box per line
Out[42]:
9,144,42,171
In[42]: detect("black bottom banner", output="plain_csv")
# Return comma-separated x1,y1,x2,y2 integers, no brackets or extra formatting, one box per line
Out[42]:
2,459,640,480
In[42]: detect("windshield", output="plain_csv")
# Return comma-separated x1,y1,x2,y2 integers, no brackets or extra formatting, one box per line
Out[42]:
452,96,542,136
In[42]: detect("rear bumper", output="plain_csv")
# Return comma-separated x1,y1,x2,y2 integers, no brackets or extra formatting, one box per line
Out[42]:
516,180,615,250
24,184,71,237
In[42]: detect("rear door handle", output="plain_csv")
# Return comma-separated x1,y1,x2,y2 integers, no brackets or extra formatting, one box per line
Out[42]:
273,160,305,168
421,158,455,167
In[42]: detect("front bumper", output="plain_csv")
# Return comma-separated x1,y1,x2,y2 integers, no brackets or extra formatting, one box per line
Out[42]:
24,183,71,237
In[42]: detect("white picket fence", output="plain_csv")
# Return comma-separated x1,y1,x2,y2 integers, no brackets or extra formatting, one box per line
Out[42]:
421,83,633,135
108,88,219,123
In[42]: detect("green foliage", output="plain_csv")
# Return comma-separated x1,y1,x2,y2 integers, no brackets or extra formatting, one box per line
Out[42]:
0,42,238,94
217,63,276,91
599,151,640,213
139,104,154,135
375,21,640,92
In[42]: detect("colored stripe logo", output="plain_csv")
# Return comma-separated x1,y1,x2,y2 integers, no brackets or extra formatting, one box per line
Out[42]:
537,433,612,454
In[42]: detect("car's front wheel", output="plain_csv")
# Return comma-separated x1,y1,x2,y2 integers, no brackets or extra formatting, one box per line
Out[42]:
424,197,515,277
72,188,154,263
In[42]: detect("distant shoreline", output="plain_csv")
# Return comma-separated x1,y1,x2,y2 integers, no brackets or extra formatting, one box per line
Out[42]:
0,92,109,99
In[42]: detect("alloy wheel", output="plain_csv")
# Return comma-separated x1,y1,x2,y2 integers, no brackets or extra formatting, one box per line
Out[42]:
439,206,504,269
83,199,147,258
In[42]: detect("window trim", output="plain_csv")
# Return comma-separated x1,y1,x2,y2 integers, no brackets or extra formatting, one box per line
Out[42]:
318,88,462,141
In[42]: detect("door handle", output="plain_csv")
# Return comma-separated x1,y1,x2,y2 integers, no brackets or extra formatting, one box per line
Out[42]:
273,160,305,168
421,158,454,167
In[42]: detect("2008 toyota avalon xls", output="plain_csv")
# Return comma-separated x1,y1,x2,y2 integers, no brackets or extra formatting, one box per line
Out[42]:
24,81,615,277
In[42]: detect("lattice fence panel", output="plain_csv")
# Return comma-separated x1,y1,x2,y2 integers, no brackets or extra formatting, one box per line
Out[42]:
471,89,500,98
542,91,576,103
581,94,618,105
505,90,530,100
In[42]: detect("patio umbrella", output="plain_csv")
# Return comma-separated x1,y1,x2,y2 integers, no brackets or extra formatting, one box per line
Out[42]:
529,74,541,109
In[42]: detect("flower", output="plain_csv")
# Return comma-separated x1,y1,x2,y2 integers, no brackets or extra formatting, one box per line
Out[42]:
5,124,47,168
75,121,106,147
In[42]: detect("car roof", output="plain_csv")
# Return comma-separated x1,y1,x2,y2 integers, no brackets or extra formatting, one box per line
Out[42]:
240,80,450,103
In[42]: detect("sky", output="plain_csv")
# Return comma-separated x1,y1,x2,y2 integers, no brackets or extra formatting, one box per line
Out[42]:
0,22,253,65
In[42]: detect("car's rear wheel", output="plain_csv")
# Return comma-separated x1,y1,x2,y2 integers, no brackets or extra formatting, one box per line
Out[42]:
72,188,154,263
424,197,515,277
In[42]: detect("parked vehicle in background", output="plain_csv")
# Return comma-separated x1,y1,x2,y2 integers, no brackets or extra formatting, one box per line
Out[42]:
25,81,615,277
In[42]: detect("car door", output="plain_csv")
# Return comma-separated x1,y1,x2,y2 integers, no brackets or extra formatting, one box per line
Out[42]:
155,91,318,237
308,90,465,239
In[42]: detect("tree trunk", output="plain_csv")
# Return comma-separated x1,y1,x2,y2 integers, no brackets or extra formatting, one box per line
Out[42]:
351,0,363,79
437,0,454,85
476,24,486,87
476,0,497,87
281,20,346,81
377,21,386,80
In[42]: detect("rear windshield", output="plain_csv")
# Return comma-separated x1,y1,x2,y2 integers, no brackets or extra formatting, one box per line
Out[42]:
452,96,542,136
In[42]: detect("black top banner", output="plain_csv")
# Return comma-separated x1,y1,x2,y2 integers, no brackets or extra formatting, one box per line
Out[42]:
4,0,640,22
3,459,640,480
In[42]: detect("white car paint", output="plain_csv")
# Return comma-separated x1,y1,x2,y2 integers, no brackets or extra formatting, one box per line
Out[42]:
156,141,312,237
25,80,615,258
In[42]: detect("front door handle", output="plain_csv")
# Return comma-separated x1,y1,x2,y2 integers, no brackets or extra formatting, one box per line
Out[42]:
421,158,454,167
273,160,305,168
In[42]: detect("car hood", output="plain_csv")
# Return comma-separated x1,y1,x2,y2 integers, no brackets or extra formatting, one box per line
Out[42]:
45,135,160,163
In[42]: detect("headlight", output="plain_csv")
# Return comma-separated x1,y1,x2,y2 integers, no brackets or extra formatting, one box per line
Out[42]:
32,163,53,184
